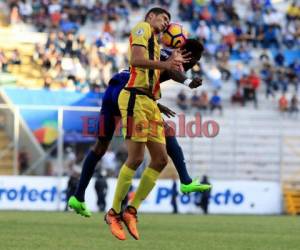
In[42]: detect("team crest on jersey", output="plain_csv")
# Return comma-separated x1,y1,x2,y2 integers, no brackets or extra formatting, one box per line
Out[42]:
136,28,144,36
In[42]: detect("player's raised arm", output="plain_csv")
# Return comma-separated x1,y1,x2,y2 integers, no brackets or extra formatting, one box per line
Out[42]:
166,70,203,89
159,39,205,88
129,10,183,72
131,45,183,71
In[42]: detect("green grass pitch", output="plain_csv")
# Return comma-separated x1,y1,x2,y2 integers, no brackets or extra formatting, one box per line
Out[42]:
0,211,299,250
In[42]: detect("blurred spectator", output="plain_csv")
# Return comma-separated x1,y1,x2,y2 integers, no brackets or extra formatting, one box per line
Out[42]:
18,0,32,22
0,50,9,72
238,43,252,64
92,1,105,22
34,6,47,31
261,64,275,99
279,94,288,113
10,49,21,65
177,90,188,111
219,23,236,50
232,63,245,87
289,60,300,89
231,86,244,106
94,170,108,212
65,146,76,174
246,69,260,108
44,160,54,176
103,20,114,36
10,5,21,25
59,14,79,34
259,50,270,63
199,91,209,111
262,26,279,49
206,65,222,89
289,94,299,115
199,6,212,24
171,177,178,214
191,62,202,78
100,148,118,177
286,1,299,22
216,50,231,81
18,147,30,174
43,76,52,90
196,21,210,43
210,90,223,115
65,164,81,211
277,70,288,93
197,175,211,215
274,51,285,67
190,91,200,109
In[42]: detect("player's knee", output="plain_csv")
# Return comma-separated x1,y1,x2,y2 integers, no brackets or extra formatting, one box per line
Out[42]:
92,140,109,156
155,155,168,169
126,156,144,168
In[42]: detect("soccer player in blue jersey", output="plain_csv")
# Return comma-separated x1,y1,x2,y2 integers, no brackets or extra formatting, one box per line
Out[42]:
68,39,211,217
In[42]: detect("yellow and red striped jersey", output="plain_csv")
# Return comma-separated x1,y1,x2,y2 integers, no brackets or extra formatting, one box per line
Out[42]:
126,21,161,100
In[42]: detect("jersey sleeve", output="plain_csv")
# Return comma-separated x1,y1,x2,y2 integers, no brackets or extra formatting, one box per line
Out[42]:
160,48,172,61
130,22,151,48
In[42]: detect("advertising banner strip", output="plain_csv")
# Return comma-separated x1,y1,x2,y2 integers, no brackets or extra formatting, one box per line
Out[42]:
0,177,282,214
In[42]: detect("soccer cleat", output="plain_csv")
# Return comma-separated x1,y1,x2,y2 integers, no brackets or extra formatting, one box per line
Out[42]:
68,196,92,217
122,206,140,240
180,180,212,194
104,208,126,241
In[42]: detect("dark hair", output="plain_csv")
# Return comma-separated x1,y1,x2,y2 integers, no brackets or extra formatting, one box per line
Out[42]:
181,39,204,71
145,7,171,21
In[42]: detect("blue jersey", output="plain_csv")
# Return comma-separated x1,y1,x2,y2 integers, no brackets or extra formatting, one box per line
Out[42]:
102,48,172,107
98,49,172,141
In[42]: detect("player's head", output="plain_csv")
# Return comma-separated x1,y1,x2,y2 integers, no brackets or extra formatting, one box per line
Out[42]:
145,7,171,34
181,39,204,71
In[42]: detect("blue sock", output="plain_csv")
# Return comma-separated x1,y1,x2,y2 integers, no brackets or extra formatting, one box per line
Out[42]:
166,135,192,185
74,150,102,202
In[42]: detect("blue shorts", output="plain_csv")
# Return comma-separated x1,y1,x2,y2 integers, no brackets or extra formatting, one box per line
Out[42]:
98,83,123,141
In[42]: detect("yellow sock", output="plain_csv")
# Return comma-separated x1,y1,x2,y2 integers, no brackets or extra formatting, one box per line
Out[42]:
130,167,160,210
112,164,135,213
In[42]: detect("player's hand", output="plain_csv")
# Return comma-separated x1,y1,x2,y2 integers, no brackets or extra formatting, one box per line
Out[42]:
179,49,192,63
157,103,176,118
163,58,183,71
164,49,186,71
172,49,191,64
189,77,203,89
164,55,183,71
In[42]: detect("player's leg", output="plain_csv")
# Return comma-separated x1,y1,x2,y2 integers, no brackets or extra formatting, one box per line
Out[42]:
129,140,168,210
164,123,192,184
164,123,212,193
68,141,112,216
105,139,145,241
112,140,145,213
69,90,117,216
122,101,168,240
122,140,168,241
105,89,147,240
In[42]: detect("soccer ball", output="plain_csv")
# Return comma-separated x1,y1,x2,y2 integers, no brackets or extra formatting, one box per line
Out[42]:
161,23,188,48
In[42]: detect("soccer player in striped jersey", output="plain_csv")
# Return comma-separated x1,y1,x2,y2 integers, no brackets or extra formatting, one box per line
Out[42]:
69,8,210,241
69,40,210,216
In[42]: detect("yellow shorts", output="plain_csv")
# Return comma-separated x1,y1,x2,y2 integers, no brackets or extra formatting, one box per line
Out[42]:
118,89,165,144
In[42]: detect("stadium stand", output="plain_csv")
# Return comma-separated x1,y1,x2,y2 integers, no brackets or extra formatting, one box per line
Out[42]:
0,0,299,193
